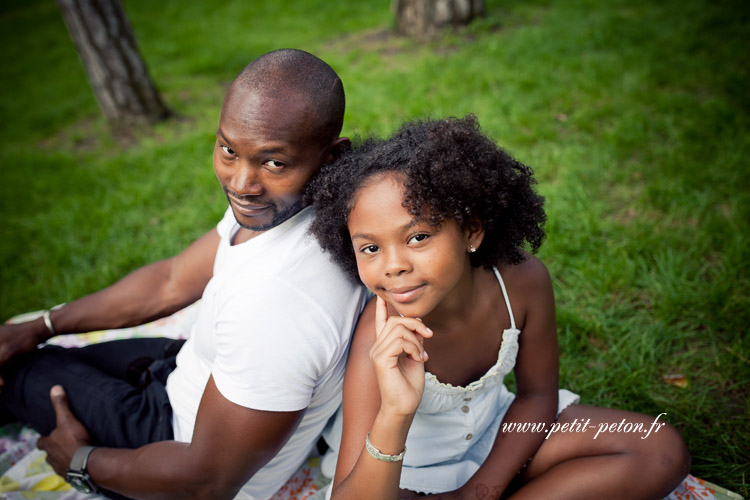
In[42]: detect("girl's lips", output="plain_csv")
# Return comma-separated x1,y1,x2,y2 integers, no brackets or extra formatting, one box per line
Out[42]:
387,284,426,303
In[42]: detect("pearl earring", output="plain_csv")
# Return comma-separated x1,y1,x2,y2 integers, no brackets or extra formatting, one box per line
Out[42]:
468,244,476,253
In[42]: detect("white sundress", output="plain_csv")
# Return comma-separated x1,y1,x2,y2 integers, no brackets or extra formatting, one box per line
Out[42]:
321,267,579,496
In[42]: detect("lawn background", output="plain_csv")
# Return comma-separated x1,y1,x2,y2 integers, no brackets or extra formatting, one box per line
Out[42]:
0,0,747,495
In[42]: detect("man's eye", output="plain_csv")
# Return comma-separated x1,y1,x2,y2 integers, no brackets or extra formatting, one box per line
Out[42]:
362,245,379,254
265,160,285,169
221,145,235,155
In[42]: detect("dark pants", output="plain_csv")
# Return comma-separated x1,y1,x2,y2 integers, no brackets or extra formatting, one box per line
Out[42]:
0,337,185,499
0,337,185,448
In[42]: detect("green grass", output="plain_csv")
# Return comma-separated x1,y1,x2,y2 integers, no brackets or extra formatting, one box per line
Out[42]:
1,0,748,495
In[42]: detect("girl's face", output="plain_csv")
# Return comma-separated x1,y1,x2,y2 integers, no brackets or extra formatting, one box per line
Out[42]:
347,173,481,319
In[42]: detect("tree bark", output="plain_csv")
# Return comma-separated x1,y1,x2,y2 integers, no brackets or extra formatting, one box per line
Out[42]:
58,0,171,130
393,0,485,37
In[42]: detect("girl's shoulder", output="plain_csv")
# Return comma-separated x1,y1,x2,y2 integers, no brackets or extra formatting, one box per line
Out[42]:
497,252,552,291
495,252,555,330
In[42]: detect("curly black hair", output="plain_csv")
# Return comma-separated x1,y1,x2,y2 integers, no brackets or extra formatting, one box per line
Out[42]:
305,115,546,282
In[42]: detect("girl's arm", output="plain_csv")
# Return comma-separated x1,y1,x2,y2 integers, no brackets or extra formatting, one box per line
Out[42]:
426,256,560,500
330,297,432,500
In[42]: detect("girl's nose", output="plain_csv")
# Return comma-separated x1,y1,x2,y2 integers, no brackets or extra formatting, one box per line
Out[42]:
384,248,412,277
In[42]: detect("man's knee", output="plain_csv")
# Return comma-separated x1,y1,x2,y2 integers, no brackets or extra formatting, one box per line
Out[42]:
0,346,68,432
1,345,68,393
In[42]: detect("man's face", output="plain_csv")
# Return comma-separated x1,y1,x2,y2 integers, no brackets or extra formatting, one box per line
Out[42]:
213,88,331,232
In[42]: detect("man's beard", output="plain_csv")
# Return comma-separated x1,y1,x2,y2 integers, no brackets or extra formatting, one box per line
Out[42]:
227,193,303,232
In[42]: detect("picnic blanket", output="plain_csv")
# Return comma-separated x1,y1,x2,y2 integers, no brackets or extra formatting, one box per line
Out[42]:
0,306,743,500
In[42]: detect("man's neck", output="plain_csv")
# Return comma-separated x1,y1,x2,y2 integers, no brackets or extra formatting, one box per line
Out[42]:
229,204,307,246
231,227,262,245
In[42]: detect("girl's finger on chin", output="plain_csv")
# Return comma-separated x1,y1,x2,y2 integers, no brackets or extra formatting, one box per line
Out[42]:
383,334,427,363
395,317,433,339
390,323,426,345
377,311,432,344
374,295,389,336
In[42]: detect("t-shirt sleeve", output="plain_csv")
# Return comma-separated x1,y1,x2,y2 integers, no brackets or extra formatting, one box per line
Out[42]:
210,277,338,412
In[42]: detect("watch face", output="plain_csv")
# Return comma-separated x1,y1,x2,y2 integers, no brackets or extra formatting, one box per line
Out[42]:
67,471,97,493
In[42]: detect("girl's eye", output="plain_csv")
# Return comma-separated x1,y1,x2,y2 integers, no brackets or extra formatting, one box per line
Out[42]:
408,234,430,244
361,245,379,255
221,145,235,156
264,160,285,169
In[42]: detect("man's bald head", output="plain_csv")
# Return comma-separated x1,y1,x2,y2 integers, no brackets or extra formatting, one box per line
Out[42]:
226,49,345,145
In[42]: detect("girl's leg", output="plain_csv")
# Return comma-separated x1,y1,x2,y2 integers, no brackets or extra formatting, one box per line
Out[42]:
510,404,690,500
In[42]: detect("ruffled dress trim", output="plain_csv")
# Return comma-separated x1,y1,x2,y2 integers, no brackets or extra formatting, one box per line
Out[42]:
423,327,519,394
422,267,520,394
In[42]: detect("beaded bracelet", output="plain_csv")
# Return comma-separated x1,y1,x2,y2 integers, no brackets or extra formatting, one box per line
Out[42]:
365,433,406,463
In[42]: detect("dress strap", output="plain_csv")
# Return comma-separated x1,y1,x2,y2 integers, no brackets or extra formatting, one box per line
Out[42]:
492,267,517,330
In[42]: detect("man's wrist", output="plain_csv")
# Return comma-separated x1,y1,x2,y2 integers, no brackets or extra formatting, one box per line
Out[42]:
19,316,50,345
37,304,66,341
29,316,52,345
66,445,99,494
42,310,57,336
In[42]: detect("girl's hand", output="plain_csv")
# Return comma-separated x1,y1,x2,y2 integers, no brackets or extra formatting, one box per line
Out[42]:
370,296,433,417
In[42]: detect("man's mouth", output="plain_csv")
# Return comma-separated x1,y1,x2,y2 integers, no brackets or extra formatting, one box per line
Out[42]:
227,194,272,216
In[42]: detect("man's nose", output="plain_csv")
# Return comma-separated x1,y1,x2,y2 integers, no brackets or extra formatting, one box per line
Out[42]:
231,163,263,196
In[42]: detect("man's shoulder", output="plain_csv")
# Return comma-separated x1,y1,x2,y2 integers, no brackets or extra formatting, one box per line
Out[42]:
255,209,357,289
216,235,364,317
210,207,365,320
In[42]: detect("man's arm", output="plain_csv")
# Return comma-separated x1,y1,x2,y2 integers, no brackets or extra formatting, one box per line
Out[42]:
39,375,304,500
0,228,220,366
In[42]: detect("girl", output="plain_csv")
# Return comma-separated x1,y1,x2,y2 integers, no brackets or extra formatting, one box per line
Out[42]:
307,116,690,500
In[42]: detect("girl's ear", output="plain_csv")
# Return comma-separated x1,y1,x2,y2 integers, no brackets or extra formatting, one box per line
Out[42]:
464,217,485,253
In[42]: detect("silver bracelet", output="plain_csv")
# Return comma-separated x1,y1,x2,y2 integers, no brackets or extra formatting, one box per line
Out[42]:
365,432,406,463
42,310,57,336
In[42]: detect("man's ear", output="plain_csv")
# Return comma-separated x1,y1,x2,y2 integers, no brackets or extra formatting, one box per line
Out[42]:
465,217,485,252
324,137,351,164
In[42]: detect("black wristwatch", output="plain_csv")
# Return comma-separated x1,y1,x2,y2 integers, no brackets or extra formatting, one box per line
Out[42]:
66,445,100,494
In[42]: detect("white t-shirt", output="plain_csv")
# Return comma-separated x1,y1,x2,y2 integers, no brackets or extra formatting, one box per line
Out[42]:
166,206,366,499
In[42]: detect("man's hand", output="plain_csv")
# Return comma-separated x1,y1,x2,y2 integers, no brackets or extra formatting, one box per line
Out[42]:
0,320,45,368
37,385,92,476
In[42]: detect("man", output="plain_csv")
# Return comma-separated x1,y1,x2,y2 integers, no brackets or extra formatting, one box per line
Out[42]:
0,49,366,499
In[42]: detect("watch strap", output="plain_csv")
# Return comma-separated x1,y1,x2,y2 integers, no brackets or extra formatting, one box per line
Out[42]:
69,445,97,473
67,446,99,494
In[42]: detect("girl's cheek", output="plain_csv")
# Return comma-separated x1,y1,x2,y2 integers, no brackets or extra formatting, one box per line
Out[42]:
356,268,376,292
355,257,376,282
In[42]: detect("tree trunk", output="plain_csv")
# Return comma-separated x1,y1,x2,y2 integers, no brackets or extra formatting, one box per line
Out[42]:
58,0,171,131
393,0,485,37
